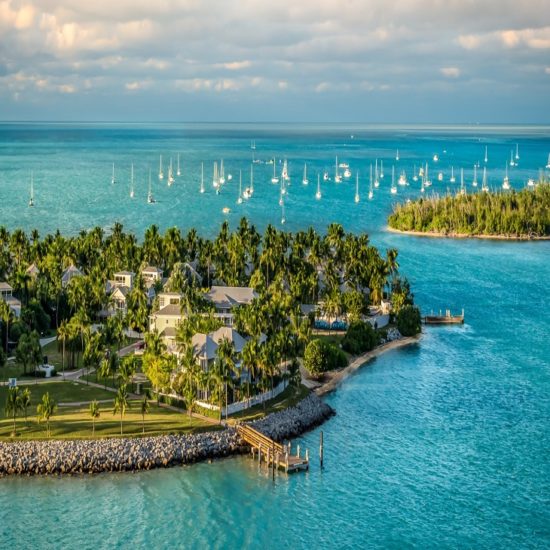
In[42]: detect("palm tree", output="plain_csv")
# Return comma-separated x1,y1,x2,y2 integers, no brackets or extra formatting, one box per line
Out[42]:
140,394,150,434
5,386,22,436
57,319,70,378
0,300,12,353
216,337,238,421
89,400,100,435
113,384,130,436
37,392,57,437
21,387,31,423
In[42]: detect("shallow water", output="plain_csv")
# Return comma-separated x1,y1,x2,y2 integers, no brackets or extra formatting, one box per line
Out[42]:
1,124,549,549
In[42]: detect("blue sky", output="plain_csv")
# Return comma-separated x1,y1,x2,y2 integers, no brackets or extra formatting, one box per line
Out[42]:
1,0,549,123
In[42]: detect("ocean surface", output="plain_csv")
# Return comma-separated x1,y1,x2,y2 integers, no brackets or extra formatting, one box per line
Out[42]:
1,123,549,549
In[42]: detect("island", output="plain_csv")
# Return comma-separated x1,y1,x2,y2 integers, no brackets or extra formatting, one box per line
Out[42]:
387,182,550,239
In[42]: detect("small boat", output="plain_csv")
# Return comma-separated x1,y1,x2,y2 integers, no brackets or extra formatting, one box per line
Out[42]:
419,166,424,178
111,163,116,185
395,149,400,161
423,309,464,325
484,146,488,163
459,168,465,195
212,162,219,189
338,162,349,168
237,171,243,204
280,198,286,225
374,159,380,188
424,164,432,187
437,172,443,182
413,164,418,182
502,163,510,190
242,164,254,199
450,166,456,183
380,160,384,179
527,178,535,188
368,164,374,200
251,140,256,150
334,156,342,183
302,163,309,185
354,172,360,203
176,153,181,176
433,154,439,162
472,165,478,187
168,158,174,186
29,171,34,207
398,170,407,186
130,163,135,198
420,175,425,194
219,159,225,185
158,155,164,180
200,162,205,194
315,173,322,200
515,143,519,161
222,207,230,214
271,159,279,184
147,170,155,203
390,166,397,195
282,159,289,182
323,171,330,182
227,173,233,181
482,166,489,192
509,150,515,168
546,153,550,169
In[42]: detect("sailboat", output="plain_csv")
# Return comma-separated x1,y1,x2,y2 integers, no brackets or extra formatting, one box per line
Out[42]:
368,164,374,200
354,172,360,203
484,146,488,163
546,153,550,169
250,140,256,150
437,171,443,182
509,150,515,168
413,164,418,182
280,197,286,225
482,166,489,192
398,170,407,186
176,153,181,177
380,160,384,179
111,163,116,185
147,169,155,203
28,171,34,207
302,163,309,185
237,170,243,204
472,165,478,187
130,163,135,198
200,163,205,194
395,149,399,161
424,163,432,187
315,173,322,200
243,165,254,199
323,170,330,181
374,159,380,188
502,163,510,190
459,168,465,195
515,143,520,161
433,153,439,162
282,159,289,182
212,162,219,189
168,158,174,186
271,159,279,184
219,160,225,185
390,166,397,195
343,165,352,179
334,156,342,183
158,155,164,180
420,172,425,193
450,166,456,183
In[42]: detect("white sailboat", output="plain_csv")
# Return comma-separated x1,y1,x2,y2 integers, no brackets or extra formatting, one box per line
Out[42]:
168,158,174,186
302,163,309,185
437,171,443,182
433,153,439,162
502,163,510,190
130,163,135,198
390,166,397,195
398,170,407,186
420,172,425,193
29,171,34,207
111,163,116,185
459,168,465,195
509,150,515,168
413,164,418,182
250,140,256,150
212,162,219,189
482,166,489,192
334,156,342,183
176,153,181,177
395,149,399,161
280,197,286,225
323,170,330,181
484,146,488,163
380,160,384,179
147,169,155,203
343,165,352,179
546,153,550,169
368,164,374,200
424,163,432,187
527,177,535,188
315,173,322,200
219,159,225,185
450,166,456,183
515,143,520,161
200,163,205,194
271,159,279,184
243,165,254,199
237,170,243,204
354,172,360,203
282,159,289,182
472,165,478,187
158,155,164,180
374,159,380,188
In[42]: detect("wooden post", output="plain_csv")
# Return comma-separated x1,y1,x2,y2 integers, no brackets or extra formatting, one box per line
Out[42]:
320,431,324,469
258,444,262,466
285,452,289,473
267,447,270,471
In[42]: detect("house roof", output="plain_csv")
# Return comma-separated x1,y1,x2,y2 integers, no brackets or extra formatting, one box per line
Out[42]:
0,282,13,292
154,304,182,317
114,270,134,277
142,266,163,274
192,333,219,360
111,286,130,299
210,326,247,353
62,265,82,280
26,263,40,275
161,326,177,339
205,286,257,309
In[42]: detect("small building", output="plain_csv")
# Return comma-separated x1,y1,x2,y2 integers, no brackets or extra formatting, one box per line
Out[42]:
149,303,183,347
157,292,182,309
61,265,83,288
141,266,163,287
0,282,21,317
112,270,134,290
205,286,258,326
109,286,130,315
26,263,40,279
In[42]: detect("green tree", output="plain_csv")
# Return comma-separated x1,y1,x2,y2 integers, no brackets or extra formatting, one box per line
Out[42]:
37,392,57,437
21,387,31,423
5,386,22,435
140,394,150,434
396,305,422,337
113,384,130,435
89,400,100,435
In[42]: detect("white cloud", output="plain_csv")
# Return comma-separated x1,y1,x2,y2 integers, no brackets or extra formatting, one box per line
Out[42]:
440,67,461,78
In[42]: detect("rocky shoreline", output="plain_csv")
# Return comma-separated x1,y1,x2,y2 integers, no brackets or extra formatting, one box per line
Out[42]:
0,394,334,476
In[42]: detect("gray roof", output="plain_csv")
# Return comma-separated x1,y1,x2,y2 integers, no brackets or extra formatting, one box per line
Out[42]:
154,304,182,317
0,282,13,291
111,285,130,298
62,265,82,280
192,333,219,360
161,326,177,339
114,270,134,277
211,326,247,354
205,286,257,309
142,266,163,274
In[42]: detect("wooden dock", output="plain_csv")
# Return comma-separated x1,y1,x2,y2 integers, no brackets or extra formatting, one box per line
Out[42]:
236,424,309,473
424,308,464,325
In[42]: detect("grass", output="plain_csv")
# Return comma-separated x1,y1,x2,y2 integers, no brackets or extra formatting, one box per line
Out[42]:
229,384,311,422
0,400,218,440
80,372,151,393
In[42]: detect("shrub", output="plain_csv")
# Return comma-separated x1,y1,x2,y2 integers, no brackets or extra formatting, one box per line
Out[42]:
342,321,378,354
304,339,347,377
396,305,422,336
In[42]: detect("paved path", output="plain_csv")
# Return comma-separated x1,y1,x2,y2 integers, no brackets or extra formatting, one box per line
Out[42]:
58,398,115,407
39,336,57,347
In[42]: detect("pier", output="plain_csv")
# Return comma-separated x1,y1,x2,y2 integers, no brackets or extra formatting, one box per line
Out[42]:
236,424,309,473
423,308,464,325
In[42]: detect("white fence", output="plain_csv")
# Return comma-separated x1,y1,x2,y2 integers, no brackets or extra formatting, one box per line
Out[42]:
195,379,288,415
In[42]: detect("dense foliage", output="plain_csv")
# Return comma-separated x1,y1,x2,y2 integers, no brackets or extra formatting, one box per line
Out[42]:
342,321,378,355
396,305,422,337
303,339,347,377
388,184,550,237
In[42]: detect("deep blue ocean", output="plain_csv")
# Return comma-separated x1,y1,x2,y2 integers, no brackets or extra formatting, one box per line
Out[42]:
1,123,549,549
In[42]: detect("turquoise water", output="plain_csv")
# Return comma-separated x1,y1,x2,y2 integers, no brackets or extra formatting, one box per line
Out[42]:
1,124,549,549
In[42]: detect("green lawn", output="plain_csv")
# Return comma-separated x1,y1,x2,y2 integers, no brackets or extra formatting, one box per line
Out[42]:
0,399,219,440
80,372,151,393
229,384,311,422
0,362,25,383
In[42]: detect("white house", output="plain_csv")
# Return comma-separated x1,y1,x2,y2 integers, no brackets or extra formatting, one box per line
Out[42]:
149,303,183,349
0,282,21,317
205,286,258,326
61,265,83,288
141,266,163,287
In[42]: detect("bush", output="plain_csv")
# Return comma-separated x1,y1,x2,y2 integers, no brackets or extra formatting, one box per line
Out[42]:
342,321,378,354
304,339,347,377
396,305,422,336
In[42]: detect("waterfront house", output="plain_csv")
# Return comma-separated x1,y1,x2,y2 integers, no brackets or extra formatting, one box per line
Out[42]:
205,286,258,326
0,282,21,317
141,265,163,287
149,303,184,349
61,265,83,288
26,263,40,279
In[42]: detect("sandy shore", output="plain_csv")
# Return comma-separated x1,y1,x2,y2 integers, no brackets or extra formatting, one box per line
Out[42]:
386,226,550,241
314,335,421,397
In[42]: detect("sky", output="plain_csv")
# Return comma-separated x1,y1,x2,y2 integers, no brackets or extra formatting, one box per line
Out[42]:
0,0,549,123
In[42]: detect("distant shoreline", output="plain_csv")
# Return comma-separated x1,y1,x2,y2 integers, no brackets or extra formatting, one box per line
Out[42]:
386,226,550,241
